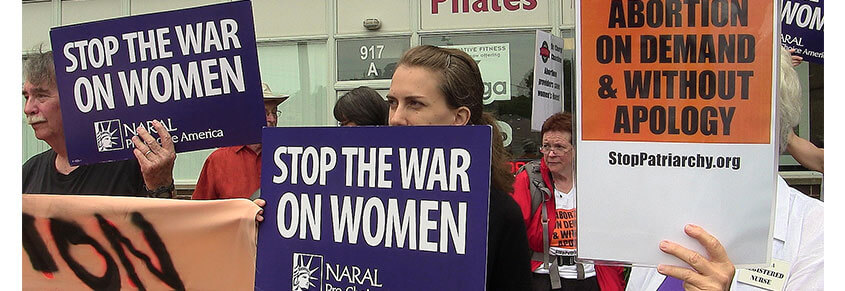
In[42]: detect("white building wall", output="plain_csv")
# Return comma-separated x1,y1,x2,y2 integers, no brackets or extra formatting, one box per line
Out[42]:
253,0,327,38
129,0,226,15
22,2,52,52
62,0,123,25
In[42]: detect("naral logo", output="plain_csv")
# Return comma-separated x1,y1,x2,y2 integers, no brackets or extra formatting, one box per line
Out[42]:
292,253,323,291
94,119,124,152
539,41,550,63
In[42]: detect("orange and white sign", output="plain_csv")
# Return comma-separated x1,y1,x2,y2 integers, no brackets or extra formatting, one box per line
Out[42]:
575,0,779,268
22,194,260,290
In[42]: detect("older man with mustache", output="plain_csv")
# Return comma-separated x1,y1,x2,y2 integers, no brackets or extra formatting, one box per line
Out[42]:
22,50,176,198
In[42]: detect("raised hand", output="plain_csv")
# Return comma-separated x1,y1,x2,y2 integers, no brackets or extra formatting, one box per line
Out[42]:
132,120,176,197
657,224,735,291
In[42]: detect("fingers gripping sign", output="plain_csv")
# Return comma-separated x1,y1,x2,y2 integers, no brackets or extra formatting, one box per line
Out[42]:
253,198,266,223
788,49,803,67
657,224,736,291
132,120,176,197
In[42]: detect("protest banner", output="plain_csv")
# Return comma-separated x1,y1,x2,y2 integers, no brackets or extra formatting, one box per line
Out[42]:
22,194,260,290
531,30,564,131
49,1,264,166
575,0,778,267
443,43,512,105
255,126,492,290
781,0,823,64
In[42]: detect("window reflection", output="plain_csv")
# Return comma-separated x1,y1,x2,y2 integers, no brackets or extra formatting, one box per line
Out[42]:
422,31,575,165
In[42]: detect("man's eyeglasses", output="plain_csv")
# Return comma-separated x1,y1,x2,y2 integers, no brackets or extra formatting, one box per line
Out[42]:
540,144,573,154
265,109,279,117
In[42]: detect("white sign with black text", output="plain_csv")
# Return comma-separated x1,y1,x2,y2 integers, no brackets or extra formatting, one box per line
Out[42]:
531,30,564,131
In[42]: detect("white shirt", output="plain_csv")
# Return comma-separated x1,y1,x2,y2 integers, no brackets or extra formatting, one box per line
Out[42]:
627,176,823,291
533,186,597,279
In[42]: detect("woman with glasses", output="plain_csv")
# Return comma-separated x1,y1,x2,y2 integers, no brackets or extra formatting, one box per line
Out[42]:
511,112,625,291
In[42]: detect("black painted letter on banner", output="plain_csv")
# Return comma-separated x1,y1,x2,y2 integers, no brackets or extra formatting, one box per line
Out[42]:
50,217,121,290
96,213,186,291
22,213,58,274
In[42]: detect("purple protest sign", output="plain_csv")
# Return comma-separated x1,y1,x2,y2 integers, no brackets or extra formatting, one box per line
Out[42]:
781,0,823,64
49,1,264,166
256,126,492,291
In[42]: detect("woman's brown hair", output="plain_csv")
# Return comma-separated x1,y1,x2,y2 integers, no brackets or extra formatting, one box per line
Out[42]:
397,45,514,193
541,112,573,139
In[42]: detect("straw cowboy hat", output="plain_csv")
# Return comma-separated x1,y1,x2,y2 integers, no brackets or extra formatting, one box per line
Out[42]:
262,83,290,104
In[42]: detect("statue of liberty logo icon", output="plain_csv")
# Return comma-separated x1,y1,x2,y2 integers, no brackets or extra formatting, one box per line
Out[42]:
292,253,322,291
94,119,124,152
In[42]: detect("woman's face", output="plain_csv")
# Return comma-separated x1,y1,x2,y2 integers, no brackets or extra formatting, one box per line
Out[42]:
541,130,573,176
387,65,469,126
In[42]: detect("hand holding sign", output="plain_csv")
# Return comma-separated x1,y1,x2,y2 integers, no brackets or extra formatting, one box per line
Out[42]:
787,49,803,67
131,120,176,195
657,224,736,291
50,1,265,166
254,198,265,222
576,0,777,267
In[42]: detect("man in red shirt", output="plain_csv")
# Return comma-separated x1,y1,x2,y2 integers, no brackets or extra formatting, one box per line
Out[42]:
192,83,289,200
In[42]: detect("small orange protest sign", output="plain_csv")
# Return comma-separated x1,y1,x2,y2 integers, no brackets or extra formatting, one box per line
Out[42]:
22,194,260,290
550,209,577,249
579,0,775,143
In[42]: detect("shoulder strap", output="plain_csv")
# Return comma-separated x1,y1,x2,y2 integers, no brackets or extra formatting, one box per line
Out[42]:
520,160,551,220
515,160,552,227
521,160,563,287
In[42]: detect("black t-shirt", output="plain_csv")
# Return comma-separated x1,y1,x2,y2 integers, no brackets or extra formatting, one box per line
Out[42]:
487,186,532,290
22,149,146,196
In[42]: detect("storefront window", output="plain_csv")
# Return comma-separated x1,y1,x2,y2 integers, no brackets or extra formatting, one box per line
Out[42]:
422,31,575,162
779,62,824,172
258,41,330,127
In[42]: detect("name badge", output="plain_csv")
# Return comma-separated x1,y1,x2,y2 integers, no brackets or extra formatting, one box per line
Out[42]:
736,259,790,291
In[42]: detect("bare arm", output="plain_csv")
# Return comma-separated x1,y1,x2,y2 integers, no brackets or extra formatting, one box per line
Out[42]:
787,131,824,173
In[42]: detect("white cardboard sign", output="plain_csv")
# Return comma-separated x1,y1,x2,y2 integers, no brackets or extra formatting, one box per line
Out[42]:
531,30,564,131
574,0,779,267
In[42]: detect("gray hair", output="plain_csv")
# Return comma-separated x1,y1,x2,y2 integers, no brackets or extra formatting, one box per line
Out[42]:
24,49,55,87
777,46,801,153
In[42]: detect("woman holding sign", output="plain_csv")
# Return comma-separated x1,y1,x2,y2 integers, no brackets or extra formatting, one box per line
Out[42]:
386,45,532,290
510,112,625,291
